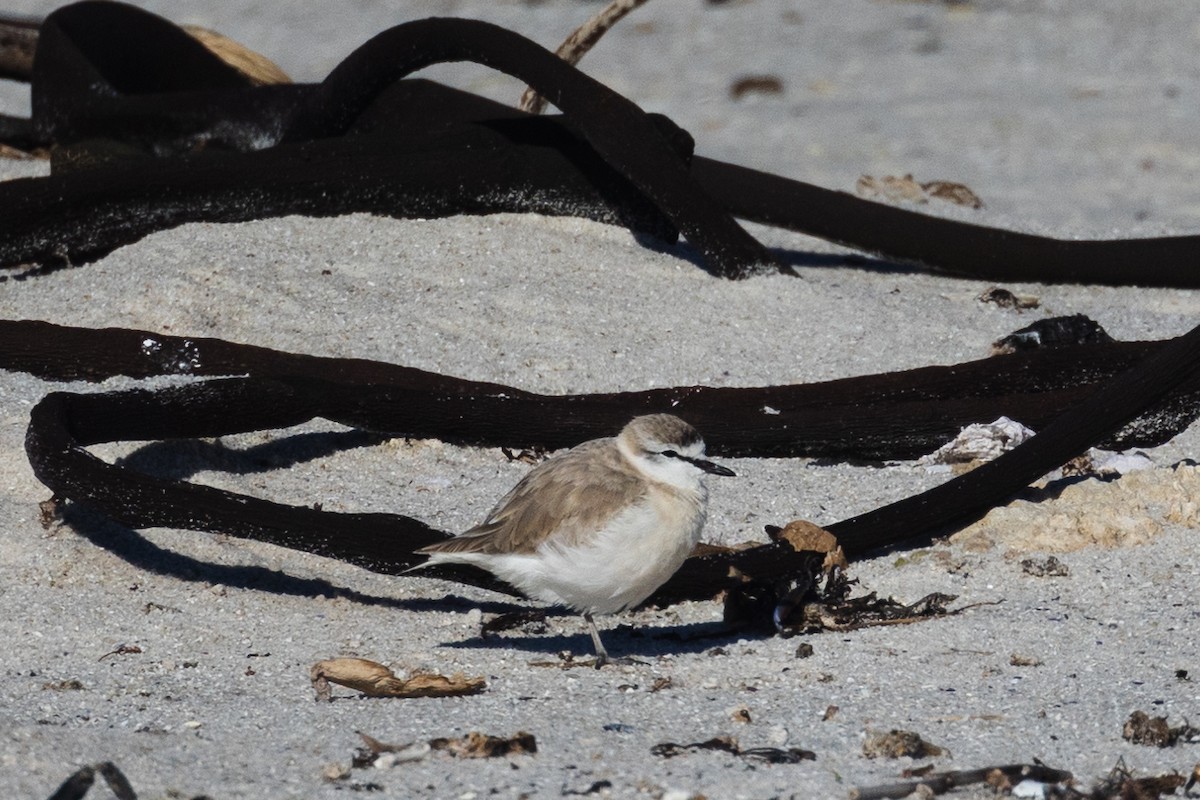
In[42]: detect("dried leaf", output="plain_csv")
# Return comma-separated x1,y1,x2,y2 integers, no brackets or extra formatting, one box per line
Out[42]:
923,180,984,209
770,520,848,570
429,730,537,758
856,174,983,208
977,286,1039,309
730,75,785,100
1020,556,1070,577
862,729,945,759
1123,710,1200,747
97,645,142,661
310,658,485,701
649,676,673,692
772,520,836,553
1009,654,1043,667
857,174,926,204
501,446,547,464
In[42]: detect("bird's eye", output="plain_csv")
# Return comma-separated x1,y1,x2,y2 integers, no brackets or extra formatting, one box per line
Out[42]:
660,450,678,458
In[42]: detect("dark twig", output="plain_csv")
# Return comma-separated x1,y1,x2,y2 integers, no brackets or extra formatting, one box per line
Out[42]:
850,762,1072,800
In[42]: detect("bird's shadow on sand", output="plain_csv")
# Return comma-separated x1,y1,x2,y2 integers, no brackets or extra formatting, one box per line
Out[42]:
113,428,392,482
440,615,761,661
635,230,925,277
55,502,524,614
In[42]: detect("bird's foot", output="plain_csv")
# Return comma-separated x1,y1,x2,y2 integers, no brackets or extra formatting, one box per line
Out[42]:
591,654,650,670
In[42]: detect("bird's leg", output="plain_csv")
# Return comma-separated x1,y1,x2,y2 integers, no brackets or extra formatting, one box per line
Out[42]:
583,612,610,668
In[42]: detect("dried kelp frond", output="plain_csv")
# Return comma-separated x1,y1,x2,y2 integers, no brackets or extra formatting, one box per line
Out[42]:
1088,759,1187,800
1123,710,1200,747
771,562,963,636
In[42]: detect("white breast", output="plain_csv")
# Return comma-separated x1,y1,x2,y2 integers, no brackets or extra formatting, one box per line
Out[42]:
472,490,706,615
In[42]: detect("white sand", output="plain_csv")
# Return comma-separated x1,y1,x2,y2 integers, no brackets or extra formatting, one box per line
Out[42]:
1,1,1198,798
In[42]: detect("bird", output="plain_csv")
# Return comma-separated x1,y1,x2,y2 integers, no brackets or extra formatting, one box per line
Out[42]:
414,414,735,666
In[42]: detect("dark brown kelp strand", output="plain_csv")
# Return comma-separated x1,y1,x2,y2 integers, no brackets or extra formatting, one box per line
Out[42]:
694,157,1200,288
0,121,682,271
4,320,1197,459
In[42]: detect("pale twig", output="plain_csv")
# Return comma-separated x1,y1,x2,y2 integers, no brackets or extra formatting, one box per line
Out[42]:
518,0,650,114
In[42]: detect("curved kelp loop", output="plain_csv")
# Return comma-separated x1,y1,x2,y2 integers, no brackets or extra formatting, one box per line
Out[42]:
696,159,1200,288
9,318,1200,605
285,18,778,279
2,2,1200,285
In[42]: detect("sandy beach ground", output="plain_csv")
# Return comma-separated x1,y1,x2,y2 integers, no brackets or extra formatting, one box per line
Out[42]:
1,1,1198,797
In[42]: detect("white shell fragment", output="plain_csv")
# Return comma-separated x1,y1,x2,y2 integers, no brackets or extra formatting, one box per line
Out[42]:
919,417,1036,466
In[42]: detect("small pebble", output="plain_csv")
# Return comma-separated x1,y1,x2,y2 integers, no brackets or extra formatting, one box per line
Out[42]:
662,790,699,800
322,763,350,782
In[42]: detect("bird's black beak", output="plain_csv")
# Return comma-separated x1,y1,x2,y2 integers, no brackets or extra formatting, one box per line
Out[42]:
685,455,736,477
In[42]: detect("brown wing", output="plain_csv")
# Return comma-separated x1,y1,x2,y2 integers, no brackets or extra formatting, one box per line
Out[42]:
417,438,646,556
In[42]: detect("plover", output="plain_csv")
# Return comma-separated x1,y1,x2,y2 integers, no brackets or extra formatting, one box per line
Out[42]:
415,414,734,666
